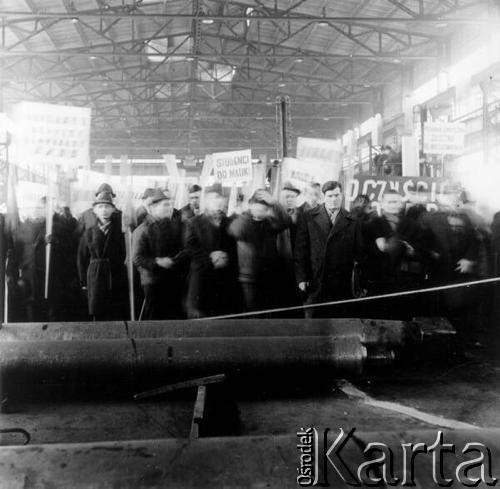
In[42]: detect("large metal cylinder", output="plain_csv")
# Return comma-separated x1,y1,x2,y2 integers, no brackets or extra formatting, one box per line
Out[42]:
0,318,426,347
0,335,366,398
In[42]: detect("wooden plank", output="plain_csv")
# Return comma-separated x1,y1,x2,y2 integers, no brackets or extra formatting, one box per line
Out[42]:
133,374,226,401
190,385,207,439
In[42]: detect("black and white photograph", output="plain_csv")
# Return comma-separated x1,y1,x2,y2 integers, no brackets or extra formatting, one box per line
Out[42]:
0,0,500,487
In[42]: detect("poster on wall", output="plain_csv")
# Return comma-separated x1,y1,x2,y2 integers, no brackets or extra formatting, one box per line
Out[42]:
346,174,451,212
423,122,466,155
11,101,91,170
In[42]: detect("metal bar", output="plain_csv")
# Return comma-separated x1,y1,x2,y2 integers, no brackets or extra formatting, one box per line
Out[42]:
134,374,227,401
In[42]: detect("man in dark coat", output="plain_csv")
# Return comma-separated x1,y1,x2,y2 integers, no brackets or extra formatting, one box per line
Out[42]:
295,181,362,318
6,200,47,322
185,183,240,318
181,184,202,222
132,189,188,320
78,183,122,234
78,191,128,320
229,189,291,313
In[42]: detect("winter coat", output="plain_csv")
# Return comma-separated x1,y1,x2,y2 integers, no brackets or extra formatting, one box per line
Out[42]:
77,219,127,317
229,205,290,285
185,213,240,317
6,218,46,320
132,210,188,287
295,205,362,304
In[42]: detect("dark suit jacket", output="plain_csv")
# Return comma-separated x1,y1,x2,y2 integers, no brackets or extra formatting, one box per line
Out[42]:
295,205,361,304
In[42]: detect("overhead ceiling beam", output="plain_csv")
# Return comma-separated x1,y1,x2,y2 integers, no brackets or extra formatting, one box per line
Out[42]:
0,10,490,24
0,50,437,60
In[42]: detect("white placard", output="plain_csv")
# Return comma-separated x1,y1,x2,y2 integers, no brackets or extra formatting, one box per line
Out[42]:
280,157,326,192
213,149,252,186
296,137,343,181
423,122,466,155
11,101,91,169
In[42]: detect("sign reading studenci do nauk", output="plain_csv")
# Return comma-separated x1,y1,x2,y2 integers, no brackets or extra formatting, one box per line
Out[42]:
213,149,252,186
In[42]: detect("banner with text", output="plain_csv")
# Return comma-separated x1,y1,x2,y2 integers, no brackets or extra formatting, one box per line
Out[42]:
11,101,91,170
213,149,252,186
346,174,451,212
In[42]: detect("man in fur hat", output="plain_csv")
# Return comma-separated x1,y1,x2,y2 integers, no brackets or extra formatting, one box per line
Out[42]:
78,183,122,234
77,191,128,320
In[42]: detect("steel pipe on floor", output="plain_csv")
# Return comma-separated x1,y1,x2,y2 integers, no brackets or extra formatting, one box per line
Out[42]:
0,318,428,348
0,335,366,397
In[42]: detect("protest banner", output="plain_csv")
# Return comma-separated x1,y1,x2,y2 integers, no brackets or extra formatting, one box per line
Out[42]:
11,102,91,170
213,149,252,186
423,122,466,155
345,174,451,213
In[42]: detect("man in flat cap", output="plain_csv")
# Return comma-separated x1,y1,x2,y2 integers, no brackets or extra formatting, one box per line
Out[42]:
185,183,241,318
135,188,155,228
132,188,188,319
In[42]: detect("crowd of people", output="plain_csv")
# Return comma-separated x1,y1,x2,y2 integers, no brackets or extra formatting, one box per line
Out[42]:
4,177,500,346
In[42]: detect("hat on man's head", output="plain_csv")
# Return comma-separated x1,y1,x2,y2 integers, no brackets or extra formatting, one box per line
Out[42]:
204,183,223,196
188,184,202,194
95,183,116,198
149,188,170,205
282,181,301,195
93,191,115,207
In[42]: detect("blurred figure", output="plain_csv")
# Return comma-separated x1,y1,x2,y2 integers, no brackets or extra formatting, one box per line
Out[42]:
350,194,372,222
135,188,155,228
181,184,202,222
47,205,82,321
78,183,122,234
424,187,482,346
229,189,291,313
185,184,240,318
78,192,128,320
298,182,322,213
277,182,302,312
6,197,47,321
132,189,187,319
364,190,424,296
295,181,362,318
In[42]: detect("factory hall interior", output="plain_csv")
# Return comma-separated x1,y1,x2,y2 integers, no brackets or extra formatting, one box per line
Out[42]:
2,0,500,487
